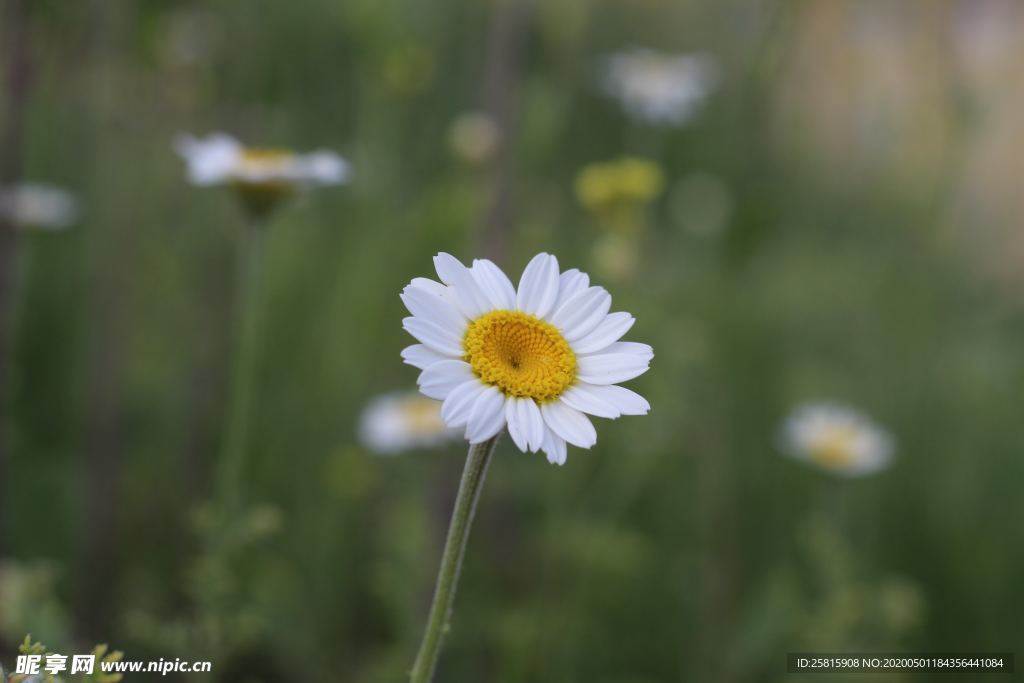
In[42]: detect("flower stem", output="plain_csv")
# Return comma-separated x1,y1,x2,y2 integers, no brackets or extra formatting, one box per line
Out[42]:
410,433,500,683
218,220,267,515
0,0,34,558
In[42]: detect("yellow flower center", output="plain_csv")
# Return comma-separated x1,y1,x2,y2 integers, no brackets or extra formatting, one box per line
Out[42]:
238,148,296,174
232,148,297,218
400,396,447,437
463,310,576,401
809,426,858,469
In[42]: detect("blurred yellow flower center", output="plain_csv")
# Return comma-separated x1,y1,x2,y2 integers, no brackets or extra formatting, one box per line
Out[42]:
238,148,296,176
809,426,858,468
400,397,446,436
463,310,576,401
231,148,298,217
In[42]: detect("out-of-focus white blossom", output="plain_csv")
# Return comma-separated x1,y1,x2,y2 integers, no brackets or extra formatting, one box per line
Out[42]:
175,133,350,188
602,49,718,126
0,184,79,230
359,392,460,455
780,403,894,478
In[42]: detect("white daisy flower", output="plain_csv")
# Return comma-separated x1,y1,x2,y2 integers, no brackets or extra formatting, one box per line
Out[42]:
602,49,718,126
0,184,78,230
359,391,461,455
780,403,894,478
175,133,350,188
400,252,652,466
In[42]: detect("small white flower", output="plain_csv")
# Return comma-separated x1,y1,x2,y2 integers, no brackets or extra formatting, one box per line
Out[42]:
359,391,460,455
175,133,350,188
0,184,78,230
780,403,894,478
602,49,718,126
401,253,652,466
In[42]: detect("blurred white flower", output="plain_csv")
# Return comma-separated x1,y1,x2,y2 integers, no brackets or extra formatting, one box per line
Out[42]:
359,391,459,455
448,112,501,165
175,133,350,188
401,253,652,465
780,403,894,478
602,49,718,125
0,184,78,230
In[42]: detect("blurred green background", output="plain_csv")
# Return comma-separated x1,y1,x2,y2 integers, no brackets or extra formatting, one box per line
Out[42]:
1,0,1023,681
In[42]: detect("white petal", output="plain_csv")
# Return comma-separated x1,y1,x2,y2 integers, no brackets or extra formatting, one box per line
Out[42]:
598,341,654,360
471,259,516,310
549,286,612,341
506,397,545,453
418,360,475,400
433,253,492,318
433,252,468,285
401,286,467,335
574,383,650,416
442,380,487,428
465,386,507,443
409,277,448,298
411,277,463,314
516,253,560,318
505,398,530,452
507,397,548,450
554,268,590,312
523,399,545,452
433,253,490,314
576,352,651,385
571,312,635,354
175,133,241,185
294,150,350,185
560,384,621,418
401,344,448,370
402,317,464,357
541,401,597,449
541,429,567,465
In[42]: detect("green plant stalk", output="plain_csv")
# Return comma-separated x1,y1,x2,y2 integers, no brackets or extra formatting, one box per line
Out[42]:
410,433,501,683
218,220,268,515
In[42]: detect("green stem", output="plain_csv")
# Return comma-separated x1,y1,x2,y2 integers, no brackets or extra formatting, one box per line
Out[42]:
410,433,500,683
218,221,267,515
0,230,25,557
